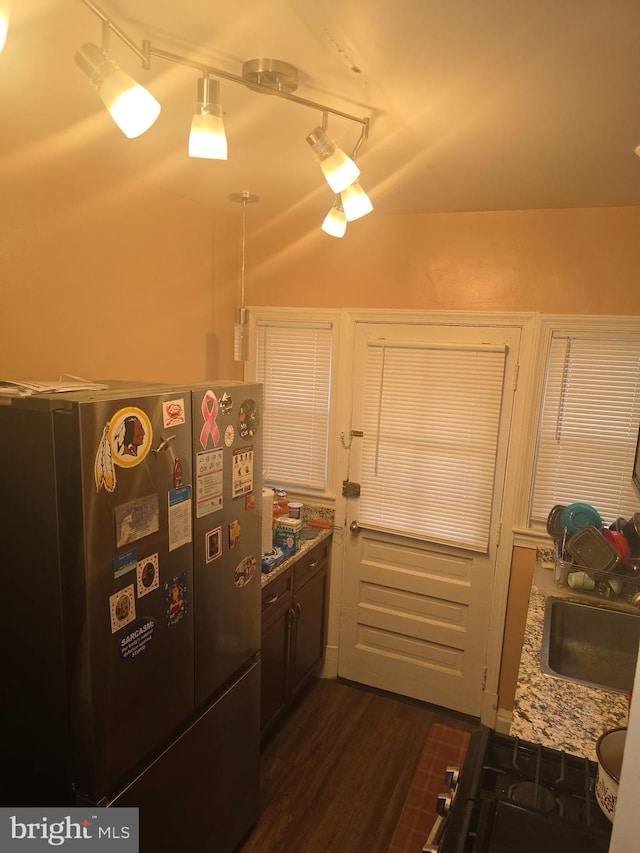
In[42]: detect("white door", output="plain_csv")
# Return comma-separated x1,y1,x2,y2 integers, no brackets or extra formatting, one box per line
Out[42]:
338,321,521,717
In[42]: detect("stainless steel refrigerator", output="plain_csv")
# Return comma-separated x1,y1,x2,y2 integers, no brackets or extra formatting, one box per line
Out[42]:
0,380,263,852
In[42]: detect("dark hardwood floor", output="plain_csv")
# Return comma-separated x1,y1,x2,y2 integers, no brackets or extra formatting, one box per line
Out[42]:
239,678,477,853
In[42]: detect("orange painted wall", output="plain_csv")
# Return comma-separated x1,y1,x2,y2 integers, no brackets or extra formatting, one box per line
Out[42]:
3,197,640,381
222,206,640,316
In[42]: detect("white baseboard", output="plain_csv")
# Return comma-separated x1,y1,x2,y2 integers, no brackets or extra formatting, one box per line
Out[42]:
494,707,513,734
320,644,339,679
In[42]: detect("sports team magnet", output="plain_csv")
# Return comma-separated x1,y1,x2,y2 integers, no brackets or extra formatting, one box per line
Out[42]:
234,555,257,588
109,584,136,633
238,399,259,439
163,398,186,428
95,406,153,492
137,553,159,598
164,572,188,627
199,390,221,450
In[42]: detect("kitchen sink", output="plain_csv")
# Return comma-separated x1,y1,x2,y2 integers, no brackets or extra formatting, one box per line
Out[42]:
541,597,640,693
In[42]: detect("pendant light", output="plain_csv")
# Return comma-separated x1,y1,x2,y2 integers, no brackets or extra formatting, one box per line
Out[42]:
230,191,259,362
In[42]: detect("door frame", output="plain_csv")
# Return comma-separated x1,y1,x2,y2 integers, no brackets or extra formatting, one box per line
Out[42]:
330,309,539,726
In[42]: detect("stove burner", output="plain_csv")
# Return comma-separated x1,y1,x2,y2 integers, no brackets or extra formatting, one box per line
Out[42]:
509,781,556,812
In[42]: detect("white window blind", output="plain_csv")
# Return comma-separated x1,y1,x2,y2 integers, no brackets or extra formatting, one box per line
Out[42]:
255,322,333,491
531,333,640,526
359,342,507,552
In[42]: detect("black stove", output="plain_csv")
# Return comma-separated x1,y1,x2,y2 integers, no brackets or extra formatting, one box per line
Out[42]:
437,727,612,853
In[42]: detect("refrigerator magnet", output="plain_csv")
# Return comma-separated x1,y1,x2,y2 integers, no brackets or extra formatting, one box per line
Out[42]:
199,390,221,449
232,446,254,498
164,572,188,627
234,555,257,588
109,584,136,634
224,424,235,447
109,407,153,467
162,398,186,428
114,494,160,548
196,448,223,518
205,527,222,563
238,398,260,439
168,485,192,552
120,618,156,660
219,392,233,415
245,492,256,511
137,553,159,598
113,548,138,580
228,519,241,549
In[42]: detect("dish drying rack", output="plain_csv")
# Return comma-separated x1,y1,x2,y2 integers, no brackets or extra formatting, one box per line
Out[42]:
553,546,640,601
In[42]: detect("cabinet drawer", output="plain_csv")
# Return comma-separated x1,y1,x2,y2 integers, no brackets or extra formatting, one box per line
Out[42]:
293,539,329,593
261,568,292,625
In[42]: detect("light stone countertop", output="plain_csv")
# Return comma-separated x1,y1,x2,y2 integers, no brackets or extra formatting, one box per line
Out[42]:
510,563,631,761
261,504,335,588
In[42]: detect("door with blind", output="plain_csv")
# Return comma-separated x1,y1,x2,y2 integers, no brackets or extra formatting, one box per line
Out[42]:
338,321,521,716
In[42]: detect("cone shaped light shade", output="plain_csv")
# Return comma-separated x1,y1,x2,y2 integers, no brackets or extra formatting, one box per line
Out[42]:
341,181,373,221
306,126,360,193
0,11,9,54
189,113,227,159
75,43,161,139
321,200,347,238
189,77,228,160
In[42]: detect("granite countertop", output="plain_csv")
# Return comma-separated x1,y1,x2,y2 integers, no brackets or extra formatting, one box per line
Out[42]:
261,504,335,588
510,563,631,761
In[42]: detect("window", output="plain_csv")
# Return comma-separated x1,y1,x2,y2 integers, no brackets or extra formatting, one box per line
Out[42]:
359,340,508,552
531,330,640,527
252,315,336,493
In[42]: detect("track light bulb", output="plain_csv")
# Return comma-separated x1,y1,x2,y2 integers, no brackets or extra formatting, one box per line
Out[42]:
189,77,228,160
75,43,161,139
340,181,373,221
321,199,347,238
306,126,360,194
0,6,9,54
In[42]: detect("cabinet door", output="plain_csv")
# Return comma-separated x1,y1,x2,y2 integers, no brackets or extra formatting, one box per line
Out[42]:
260,569,292,735
289,567,327,700
260,608,292,733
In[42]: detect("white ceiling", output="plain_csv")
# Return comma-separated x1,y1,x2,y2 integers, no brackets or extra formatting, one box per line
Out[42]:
3,0,640,219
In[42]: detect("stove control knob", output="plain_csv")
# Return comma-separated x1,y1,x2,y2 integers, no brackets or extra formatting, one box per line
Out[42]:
444,765,460,789
436,793,452,816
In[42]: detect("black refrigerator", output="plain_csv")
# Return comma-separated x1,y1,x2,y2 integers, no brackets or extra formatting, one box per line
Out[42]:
0,380,263,852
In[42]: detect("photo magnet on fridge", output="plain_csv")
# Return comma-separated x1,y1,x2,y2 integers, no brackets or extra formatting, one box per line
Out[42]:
206,527,222,563
137,553,159,598
109,584,136,634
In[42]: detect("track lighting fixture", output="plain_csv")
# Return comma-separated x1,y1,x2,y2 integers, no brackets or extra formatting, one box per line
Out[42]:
75,42,161,139
78,0,372,234
341,181,374,222
189,76,227,160
0,4,9,54
306,126,360,194
321,199,348,239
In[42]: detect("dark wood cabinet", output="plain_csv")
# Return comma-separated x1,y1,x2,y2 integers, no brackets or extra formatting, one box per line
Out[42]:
260,537,330,737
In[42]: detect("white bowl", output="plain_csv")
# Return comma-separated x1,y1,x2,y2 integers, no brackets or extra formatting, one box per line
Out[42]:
595,727,627,822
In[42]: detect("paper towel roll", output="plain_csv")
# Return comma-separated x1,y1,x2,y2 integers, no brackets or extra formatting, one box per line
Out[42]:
262,488,274,554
